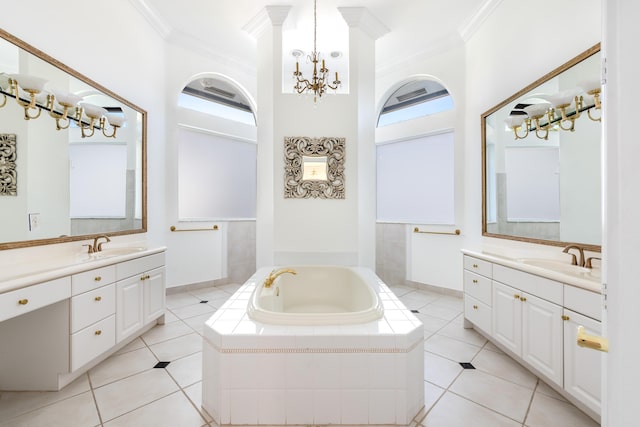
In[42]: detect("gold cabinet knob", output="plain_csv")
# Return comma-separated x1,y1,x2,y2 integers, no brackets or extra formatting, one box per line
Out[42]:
562,315,570,321
18,299,29,305
473,305,478,309
94,276,102,282
94,330,102,336
520,297,527,302
94,296,102,302
140,274,150,281
513,294,520,299
473,264,478,268
472,279,478,284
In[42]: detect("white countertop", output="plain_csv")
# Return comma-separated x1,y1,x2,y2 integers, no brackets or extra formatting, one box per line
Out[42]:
462,249,602,293
0,246,166,294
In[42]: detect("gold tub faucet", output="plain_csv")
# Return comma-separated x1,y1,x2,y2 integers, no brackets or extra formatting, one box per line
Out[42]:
263,268,297,288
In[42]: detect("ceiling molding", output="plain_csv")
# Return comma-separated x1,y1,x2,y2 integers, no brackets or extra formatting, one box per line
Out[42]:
376,32,464,78
128,0,172,38
243,6,292,39
337,7,389,40
457,0,504,42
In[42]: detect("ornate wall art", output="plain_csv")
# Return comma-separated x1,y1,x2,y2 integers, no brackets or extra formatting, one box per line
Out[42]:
284,136,345,199
0,134,17,196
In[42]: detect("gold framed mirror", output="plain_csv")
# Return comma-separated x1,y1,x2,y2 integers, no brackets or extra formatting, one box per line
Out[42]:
482,44,601,251
0,28,146,250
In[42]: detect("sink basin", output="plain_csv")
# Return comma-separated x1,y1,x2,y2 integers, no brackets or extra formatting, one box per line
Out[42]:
89,246,147,259
516,258,600,280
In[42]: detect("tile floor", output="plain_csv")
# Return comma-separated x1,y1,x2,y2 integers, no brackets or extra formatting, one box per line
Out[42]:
0,283,600,427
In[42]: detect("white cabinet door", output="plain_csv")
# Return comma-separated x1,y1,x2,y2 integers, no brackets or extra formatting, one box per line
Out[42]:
116,275,144,343
522,292,563,386
144,267,166,324
492,281,522,355
564,309,602,415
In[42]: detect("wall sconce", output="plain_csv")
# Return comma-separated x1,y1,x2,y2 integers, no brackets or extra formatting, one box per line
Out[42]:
1,73,125,138
504,83,602,141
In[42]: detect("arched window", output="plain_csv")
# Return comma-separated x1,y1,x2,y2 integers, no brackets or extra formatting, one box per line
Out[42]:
377,79,453,127
177,76,257,220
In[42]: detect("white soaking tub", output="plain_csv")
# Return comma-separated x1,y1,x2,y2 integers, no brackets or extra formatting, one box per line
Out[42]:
247,265,384,325
202,266,424,426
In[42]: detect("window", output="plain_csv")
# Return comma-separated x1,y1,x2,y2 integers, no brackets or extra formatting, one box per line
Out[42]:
378,79,453,127
178,77,255,125
376,132,454,224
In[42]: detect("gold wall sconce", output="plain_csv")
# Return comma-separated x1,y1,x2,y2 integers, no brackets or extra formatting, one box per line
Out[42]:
0,73,125,139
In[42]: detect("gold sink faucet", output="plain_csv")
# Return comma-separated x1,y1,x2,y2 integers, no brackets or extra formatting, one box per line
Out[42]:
93,235,111,252
562,245,585,267
263,268,297,288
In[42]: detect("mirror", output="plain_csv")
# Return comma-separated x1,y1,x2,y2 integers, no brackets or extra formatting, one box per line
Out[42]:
0,29,146,250
482,44,601,251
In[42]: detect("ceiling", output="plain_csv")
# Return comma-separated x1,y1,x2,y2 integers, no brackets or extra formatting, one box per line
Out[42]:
137,0,489,77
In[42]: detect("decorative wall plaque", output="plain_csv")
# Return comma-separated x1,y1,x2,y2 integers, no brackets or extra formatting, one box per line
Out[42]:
284,136,345,199
0,134,17,196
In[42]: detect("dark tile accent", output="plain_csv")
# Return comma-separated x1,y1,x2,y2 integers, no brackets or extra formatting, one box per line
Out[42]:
200,300,209,304
154,361,171,369
410,309,419,313
459,362,475,369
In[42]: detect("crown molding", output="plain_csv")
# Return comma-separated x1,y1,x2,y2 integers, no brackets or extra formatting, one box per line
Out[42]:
129,0,172,38
337,7,389,40
243,6,292,39
458,0,504,42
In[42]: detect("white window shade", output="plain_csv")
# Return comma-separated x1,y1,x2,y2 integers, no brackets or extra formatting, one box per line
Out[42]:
178,129,256,220
376,132,454,224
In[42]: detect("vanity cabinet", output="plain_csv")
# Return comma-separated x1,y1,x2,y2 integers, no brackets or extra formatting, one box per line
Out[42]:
116,253,165,343
463,251,602,420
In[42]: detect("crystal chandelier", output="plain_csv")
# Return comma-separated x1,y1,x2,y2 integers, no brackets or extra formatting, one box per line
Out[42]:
292,0,341,103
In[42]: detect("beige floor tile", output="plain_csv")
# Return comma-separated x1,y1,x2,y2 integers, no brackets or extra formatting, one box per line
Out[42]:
399,292,439,310
0,374,90,422
93,368,178,422
422,391,521,427
438,322,488,347
149,332,202,361
163,310,181,323
450,369,535,422
424,334,482,362
483,340,505,354
217,283,242,294
471,348,538,389
166,351,203,388
535,380,568,402
525,391,599,427
207,295,233,308
165,292,202,309
103,391,207,427
140,320,194,345
184,382,213,422
188,287,230,302
0,391,100,427
89,346,158,388
424,351,463,388
114,337,147,355
424,381,445,412
430,295,464,311
388,284,416,297
169,302,216,320
419,304,462,321
183,311,217,335
414,313,449,333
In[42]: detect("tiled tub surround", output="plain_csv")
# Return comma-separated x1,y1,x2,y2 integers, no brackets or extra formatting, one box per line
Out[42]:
202,267,424,425
461,249,602,422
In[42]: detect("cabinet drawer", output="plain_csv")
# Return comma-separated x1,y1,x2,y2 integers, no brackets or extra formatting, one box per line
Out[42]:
465,295,491,334
72,265,116,296
117,253,165,280
493,264,562,305
0,277,71,322
463,256,492,278
464,270,492,306
564,285,601,321
71,283,116,333
71,314,116,371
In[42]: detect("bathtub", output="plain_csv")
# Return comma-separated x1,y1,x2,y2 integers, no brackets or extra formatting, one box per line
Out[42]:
247,266,384,325
202,266,424,425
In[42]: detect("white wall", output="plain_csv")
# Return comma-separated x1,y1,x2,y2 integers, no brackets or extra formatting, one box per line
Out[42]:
0,1,166,267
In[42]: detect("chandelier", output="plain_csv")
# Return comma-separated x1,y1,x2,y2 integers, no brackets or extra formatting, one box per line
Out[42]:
292,0,341,103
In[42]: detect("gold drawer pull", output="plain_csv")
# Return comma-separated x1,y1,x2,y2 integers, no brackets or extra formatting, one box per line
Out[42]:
18,299,29,305
472,279,478,284
95,296,102,302
513,294,520,299
473,305,478,309
140,274,151,281
95,330,102,336
473,264,478,268
94,276,102,282
562,315,570,321
520,296,527,302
